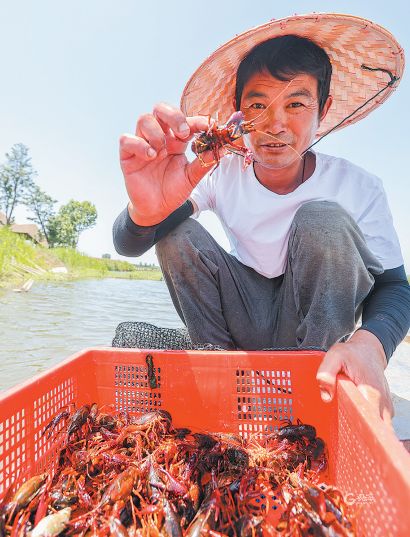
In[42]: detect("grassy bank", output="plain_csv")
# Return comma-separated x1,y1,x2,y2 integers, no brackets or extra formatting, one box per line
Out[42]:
0,226,162,289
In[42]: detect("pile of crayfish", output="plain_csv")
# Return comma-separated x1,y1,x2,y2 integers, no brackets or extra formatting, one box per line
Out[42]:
0,404,356,537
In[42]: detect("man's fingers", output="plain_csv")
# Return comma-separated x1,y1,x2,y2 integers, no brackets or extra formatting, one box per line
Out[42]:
357,384,382,413
316,371,336,402
136,113,171,157
153,102,191,140
153,103,213,142
132,107,212,161
382,405,394,429
357,383,394,426
132,104,217,163
120,133,157,163
316,352,343,402
187,115,216,134
383,376,395,418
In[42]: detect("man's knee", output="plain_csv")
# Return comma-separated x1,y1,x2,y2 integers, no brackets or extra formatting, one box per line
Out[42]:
294,201,352,229
293,201,361,240
156,218,213,268
156,218,198,254
290,201,364,258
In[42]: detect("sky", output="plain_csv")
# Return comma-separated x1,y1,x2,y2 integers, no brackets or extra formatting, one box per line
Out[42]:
0,0,409,268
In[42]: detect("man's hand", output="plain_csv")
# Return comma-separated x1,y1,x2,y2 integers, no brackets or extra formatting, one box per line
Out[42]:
316,330,394,426
119,102,223,226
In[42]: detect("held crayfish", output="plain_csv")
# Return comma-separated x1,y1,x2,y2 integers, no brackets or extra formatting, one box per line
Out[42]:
191,111,255,172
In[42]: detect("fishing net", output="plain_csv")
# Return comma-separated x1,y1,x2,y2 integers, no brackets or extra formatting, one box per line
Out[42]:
112,321,225,351
112,321,327,352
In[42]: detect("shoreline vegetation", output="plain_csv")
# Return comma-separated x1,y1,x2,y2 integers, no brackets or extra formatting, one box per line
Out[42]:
2,226,409,291
0,226,161,290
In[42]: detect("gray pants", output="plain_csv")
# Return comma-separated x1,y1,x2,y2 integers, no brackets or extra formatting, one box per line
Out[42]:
156,201,383,351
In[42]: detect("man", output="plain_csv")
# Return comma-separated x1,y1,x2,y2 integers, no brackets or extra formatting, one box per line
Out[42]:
113,14,410,425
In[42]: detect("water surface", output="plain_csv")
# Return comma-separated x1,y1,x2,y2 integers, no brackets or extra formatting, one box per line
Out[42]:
0,279,182,393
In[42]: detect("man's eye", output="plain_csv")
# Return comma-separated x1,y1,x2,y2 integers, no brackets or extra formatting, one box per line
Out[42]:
250,103,265,109
289,102,303,108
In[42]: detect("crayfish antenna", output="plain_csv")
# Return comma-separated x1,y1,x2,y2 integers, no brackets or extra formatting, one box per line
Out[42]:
253,131,303,160
243,79,294,125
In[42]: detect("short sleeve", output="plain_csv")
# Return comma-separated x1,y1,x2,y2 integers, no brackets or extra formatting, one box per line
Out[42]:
357,185,404,270
189,168,218,215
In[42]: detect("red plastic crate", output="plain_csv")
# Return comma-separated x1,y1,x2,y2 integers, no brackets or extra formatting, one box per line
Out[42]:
1,347,410,535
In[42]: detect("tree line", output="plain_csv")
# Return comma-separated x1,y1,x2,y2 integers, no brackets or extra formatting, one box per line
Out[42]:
0,144,97,248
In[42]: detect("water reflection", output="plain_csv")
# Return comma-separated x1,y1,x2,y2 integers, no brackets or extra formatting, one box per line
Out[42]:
0,279,182,393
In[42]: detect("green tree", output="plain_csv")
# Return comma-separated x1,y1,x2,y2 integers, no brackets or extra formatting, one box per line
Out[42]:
0,144,36,224
24,185,57,244
48,200,97,248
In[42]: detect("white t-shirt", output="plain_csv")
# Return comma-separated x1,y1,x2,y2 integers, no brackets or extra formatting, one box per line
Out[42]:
190,152,403,278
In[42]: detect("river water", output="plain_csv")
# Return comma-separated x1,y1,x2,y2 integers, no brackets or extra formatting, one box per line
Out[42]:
0,278,182,394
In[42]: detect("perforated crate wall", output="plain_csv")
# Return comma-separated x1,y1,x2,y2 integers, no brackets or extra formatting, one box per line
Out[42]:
0,377,76,493
235,367,294,439
1,347,410,535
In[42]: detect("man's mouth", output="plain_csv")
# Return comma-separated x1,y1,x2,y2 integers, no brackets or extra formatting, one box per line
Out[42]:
262,142,288,148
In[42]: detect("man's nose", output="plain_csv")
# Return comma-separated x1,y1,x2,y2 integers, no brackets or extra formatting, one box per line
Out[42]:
260,106,287,133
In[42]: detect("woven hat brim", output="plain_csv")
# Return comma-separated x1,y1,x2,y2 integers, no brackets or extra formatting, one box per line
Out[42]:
181,13,405,138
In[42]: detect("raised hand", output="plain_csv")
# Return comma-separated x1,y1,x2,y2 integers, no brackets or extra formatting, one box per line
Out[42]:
119,103,216,226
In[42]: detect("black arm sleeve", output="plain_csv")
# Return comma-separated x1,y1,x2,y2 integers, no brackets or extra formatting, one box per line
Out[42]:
112,200,194,257
358,265,410,361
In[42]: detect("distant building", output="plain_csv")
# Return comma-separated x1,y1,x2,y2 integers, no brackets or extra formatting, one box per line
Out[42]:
0,211,49,247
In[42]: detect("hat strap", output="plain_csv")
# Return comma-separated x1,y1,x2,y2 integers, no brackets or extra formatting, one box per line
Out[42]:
302,66,400,156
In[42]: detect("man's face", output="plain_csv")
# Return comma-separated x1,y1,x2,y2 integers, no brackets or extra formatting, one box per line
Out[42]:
239,71,329,169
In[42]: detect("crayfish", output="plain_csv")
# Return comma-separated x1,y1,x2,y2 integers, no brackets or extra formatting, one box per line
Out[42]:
2,404,357,537
42,403,92,440
191,111,255,172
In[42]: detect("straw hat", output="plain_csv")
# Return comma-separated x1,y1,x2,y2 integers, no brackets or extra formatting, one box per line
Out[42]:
180,13,405,138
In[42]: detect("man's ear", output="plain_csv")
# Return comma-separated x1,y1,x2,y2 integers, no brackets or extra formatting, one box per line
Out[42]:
319,96,333,124
233,97,237,111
